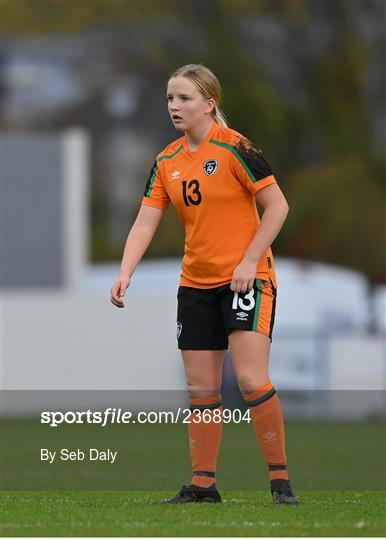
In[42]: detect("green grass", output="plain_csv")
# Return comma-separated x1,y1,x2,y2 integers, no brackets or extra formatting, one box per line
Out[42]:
2,419,385,490
1,490,385,537
1,419,385,536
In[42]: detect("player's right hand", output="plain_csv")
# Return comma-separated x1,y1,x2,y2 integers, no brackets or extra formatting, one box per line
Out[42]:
110,276,130,308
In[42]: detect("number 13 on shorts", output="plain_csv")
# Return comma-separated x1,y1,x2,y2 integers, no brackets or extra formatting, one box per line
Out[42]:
230,279,276,339
232,288,255,311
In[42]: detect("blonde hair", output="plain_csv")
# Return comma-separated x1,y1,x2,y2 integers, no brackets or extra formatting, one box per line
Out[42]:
169,64,228,127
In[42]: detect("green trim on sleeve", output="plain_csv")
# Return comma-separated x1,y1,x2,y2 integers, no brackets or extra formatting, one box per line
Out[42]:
209,138,256,183
145,145,183,197
145,165,159,197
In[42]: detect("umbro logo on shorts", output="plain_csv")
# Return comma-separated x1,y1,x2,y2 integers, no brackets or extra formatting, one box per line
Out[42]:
236,311,248,321
203,159,218,176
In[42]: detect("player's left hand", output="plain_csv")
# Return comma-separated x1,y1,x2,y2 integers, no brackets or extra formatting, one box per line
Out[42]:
230,259,257,293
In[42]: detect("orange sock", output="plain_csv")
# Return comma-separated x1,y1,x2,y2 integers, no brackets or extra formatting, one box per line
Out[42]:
243,381,289,481
189,395,223,487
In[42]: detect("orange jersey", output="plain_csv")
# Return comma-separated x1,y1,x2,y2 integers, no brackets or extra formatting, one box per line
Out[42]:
142,122,278,288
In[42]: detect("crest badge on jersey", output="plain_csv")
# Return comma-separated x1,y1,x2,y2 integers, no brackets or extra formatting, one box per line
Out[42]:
203,159,218,176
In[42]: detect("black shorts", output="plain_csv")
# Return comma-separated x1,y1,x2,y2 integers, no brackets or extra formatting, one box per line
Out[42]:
176,278,277,350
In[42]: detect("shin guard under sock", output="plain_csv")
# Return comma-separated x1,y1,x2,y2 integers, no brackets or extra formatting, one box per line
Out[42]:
243,382,289,481
188,395,223,487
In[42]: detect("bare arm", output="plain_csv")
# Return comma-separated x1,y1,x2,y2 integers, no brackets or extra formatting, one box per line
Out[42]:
230,183,289,293
243,183,289,264
120,204,165,278
111,204,165,307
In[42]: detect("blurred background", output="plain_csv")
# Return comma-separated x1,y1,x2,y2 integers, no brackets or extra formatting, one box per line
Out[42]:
2,0,385,419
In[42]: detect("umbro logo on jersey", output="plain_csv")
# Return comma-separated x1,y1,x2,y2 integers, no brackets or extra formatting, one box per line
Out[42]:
203,159,218,176
171,170,181,180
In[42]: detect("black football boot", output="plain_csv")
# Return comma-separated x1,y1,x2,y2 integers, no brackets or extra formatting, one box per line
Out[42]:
270,479,300,505
160,483,222,504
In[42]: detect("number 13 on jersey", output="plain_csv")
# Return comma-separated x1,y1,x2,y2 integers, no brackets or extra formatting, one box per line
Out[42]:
182,179,202,207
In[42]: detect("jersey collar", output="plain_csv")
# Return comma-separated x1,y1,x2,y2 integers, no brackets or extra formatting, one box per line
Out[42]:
182,122,220,160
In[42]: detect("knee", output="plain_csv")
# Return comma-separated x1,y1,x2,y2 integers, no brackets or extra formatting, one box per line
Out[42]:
237,375,271,394
186,375,221,398
187,384,221,399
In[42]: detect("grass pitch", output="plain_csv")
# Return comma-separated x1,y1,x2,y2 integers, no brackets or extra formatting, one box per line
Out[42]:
1,490,385,536
1,419,385,536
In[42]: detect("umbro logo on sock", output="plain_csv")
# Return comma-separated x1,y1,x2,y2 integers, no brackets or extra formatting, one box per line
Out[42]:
263,432,277,441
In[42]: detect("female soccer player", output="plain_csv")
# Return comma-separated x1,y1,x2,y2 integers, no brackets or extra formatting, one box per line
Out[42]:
111,64,299,505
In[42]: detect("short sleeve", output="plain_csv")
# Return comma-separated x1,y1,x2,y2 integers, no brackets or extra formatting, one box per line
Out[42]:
142,160,170,209
230,135,277,195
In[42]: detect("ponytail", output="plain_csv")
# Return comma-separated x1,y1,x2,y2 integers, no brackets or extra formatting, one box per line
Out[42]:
212,105,228,127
